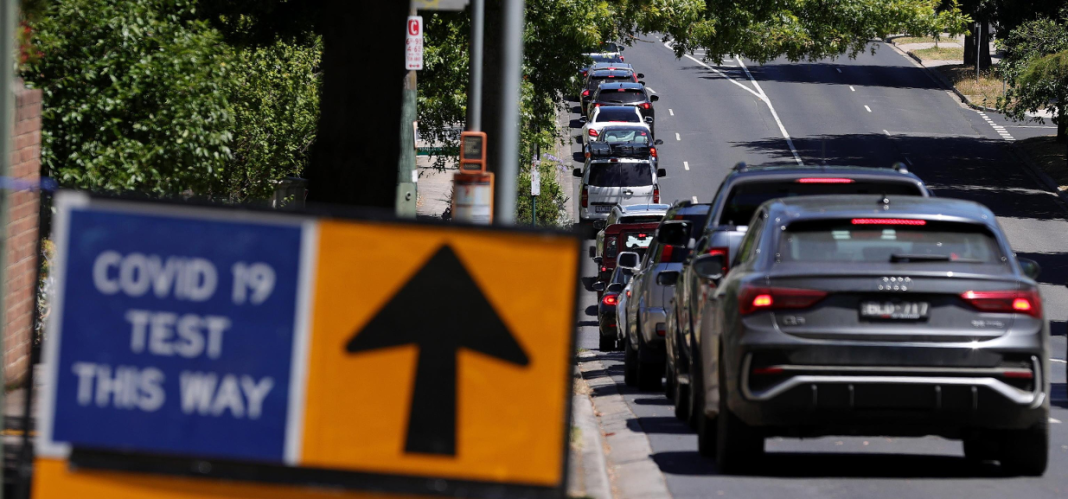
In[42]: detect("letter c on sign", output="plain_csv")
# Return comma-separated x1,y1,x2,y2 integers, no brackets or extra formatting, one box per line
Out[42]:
408,19,420,36
93,251,121,294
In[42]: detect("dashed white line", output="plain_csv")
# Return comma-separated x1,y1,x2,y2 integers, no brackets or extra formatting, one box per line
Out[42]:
849,86,856,92
646,87,657,94
864,105,872,113
1052,358,1067,364
675,132,681,141
1051,418,1063,424
683,161,690,171
669,109,674,116
691,196,699,203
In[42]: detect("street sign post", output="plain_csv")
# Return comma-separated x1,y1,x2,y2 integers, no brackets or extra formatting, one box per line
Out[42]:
35,192,579,499
406,16,424,70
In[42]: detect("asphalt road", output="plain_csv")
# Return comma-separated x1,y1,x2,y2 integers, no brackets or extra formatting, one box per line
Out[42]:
572,37,1068,498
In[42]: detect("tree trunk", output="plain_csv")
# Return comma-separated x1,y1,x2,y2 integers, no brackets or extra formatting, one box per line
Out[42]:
305,1,410,208
963,21,993,71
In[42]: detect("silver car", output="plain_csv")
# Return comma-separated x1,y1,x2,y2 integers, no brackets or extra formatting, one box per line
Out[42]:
574,158,667,225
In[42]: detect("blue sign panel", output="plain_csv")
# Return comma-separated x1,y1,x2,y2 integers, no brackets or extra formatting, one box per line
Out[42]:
48,204,305,463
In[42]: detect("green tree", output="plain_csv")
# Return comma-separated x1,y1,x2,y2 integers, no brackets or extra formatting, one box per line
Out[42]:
998,12,1068,140
24,0,234,196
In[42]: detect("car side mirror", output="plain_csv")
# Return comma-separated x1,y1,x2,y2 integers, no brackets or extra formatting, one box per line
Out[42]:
657,168,667,178
637,72,645,79
573,168,583,178
654,139,664,146
580,116,587,123
593,281,606,292
644,116,654,124
617,251,640,270
692,254,725,281
650,95,659,102
607,283,625,293
657,270,680,286
593,256,602,265
1018,257,1041,280
657,221,691,246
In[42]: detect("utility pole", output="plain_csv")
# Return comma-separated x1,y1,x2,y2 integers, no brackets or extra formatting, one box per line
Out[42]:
466,0,484,131
488,0,524,224
396,7,421,217
0,0,16,496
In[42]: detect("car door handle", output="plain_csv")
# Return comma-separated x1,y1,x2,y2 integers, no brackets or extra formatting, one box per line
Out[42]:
623,189,634,195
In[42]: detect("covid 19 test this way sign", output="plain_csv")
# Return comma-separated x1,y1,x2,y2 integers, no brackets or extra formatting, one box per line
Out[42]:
34,192,580,499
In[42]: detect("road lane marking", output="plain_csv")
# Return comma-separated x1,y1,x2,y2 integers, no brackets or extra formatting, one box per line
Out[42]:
667,41,765,100
883,130,891,136
683,161,690,170
849,86,856,92
836,68,842,73
646,87,657,94
1052,358,1067,364
904,157,913,165
675,133,681,141
864,105,872,113
691,196,698,203
1051,418,1062,424
1011,125,1056,128
977,111,1015,141
734,57,805,166
669,109,674,116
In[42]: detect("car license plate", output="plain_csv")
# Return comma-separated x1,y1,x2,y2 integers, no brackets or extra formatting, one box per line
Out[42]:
860,301,929,320
595,206,613,213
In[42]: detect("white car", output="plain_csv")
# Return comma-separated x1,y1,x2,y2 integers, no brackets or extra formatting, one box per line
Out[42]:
581,106,649,149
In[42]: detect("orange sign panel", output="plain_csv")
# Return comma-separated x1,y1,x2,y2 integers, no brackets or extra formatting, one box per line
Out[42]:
301,221,578,489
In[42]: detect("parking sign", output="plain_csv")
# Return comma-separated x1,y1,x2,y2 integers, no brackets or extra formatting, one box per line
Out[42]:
406,16,423,70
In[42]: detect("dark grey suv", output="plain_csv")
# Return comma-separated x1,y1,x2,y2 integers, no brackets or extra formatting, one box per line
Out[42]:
686,195,1049,476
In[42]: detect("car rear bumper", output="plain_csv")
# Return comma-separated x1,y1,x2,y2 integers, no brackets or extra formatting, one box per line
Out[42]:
639,306,667,346
721,326,1049,436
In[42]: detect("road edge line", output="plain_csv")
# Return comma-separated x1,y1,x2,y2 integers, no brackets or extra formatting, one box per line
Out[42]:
734,57,805,166
578,352,673,499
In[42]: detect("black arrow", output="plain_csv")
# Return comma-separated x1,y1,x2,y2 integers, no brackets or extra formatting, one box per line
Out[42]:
346,245,529,456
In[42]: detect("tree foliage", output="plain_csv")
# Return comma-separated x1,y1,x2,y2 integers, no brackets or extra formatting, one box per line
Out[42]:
998,11,1068,139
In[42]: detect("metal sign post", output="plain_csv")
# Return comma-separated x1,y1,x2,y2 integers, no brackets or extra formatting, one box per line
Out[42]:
530,162,540,225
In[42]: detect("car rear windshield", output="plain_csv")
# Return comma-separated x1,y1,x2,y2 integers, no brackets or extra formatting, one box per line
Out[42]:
588,162,653,187
778,220,1003,264
717,180,923,226
602,129,650,144
620,215,663,224
587,73,630,88
595,108,640,123
598,89,646,104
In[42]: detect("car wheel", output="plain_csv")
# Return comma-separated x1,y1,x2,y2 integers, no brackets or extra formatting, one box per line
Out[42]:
998,421,1049,476
664,359,675,400
715,354,763,473
687,346,703,430
636,337,663,392
672,340,690,421
623,334,638,387
598,334,616,352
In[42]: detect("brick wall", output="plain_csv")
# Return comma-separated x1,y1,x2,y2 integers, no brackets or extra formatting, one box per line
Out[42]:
3,80,42,387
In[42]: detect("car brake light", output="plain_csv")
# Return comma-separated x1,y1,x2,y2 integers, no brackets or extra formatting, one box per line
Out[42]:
708,247,730,274
582,89,589,97
1003,369,1034,379
851,218,927,226
660,245,674,262
620,56,625,62
650,147,657,158
594,103,601,108
796,178,854,184
653,185,660,203
602,294,619,306
581,186,588,208
600,266,608,272
588,128,598,137
738,286,828,315
960,290,1042,318
641,103,650,109
655,323,666,336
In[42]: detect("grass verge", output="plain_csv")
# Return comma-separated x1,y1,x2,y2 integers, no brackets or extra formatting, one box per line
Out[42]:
894,36,947,45
912,46,964,61
934,65,1006,109
1016,136,1068,191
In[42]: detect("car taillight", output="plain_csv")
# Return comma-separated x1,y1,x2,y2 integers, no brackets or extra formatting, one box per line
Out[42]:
594,103,601,108
796,178,854,184
582,89,589,97
661,245,674,261
653,185,660,203
588,128,598,137
581,186,589,208
582,70,588,77
650,147,657,158
738,286,827,315
851,218,926,226
620,56,625,62
708,247,730,274
602,294,619,306
960,290,1042,318
655,323,666,336
641,103,650,109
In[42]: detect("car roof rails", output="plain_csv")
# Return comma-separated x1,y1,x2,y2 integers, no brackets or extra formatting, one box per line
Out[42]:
733,161,748,173
588,142,652,159
891,162,909,174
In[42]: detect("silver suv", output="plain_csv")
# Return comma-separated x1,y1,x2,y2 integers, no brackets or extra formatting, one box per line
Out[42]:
574,158,667,225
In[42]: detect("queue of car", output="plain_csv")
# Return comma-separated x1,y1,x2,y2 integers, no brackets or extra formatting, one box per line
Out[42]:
574,47,1051,476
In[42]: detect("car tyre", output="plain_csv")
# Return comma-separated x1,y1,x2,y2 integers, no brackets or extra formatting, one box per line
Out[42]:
623,334,638,387
672,340,690,421
962,433,998,464
598,334,616,352
635,333,663,391
664,361,675,400
715,356,763,473
998,421,1049,476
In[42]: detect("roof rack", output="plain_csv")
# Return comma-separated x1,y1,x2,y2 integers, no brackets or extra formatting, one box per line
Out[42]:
588,141,653,159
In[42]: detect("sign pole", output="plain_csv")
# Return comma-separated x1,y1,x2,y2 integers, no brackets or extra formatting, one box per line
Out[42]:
466,0,484,131
493,0,524,224
398,10,422,218
0,0,16,494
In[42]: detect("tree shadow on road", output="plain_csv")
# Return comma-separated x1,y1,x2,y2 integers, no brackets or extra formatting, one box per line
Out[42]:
651,450,1007,478
743,62,943,91
627,416,691,434
1053,383,1066,408
1016,252,1068,287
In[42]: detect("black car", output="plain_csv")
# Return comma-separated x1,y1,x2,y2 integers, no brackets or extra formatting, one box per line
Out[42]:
684,195,1049,476
594,260,637,351
582,61,636,80
666,164,933,433
579,52,625,78
581,69,640,114
590,82,658,133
